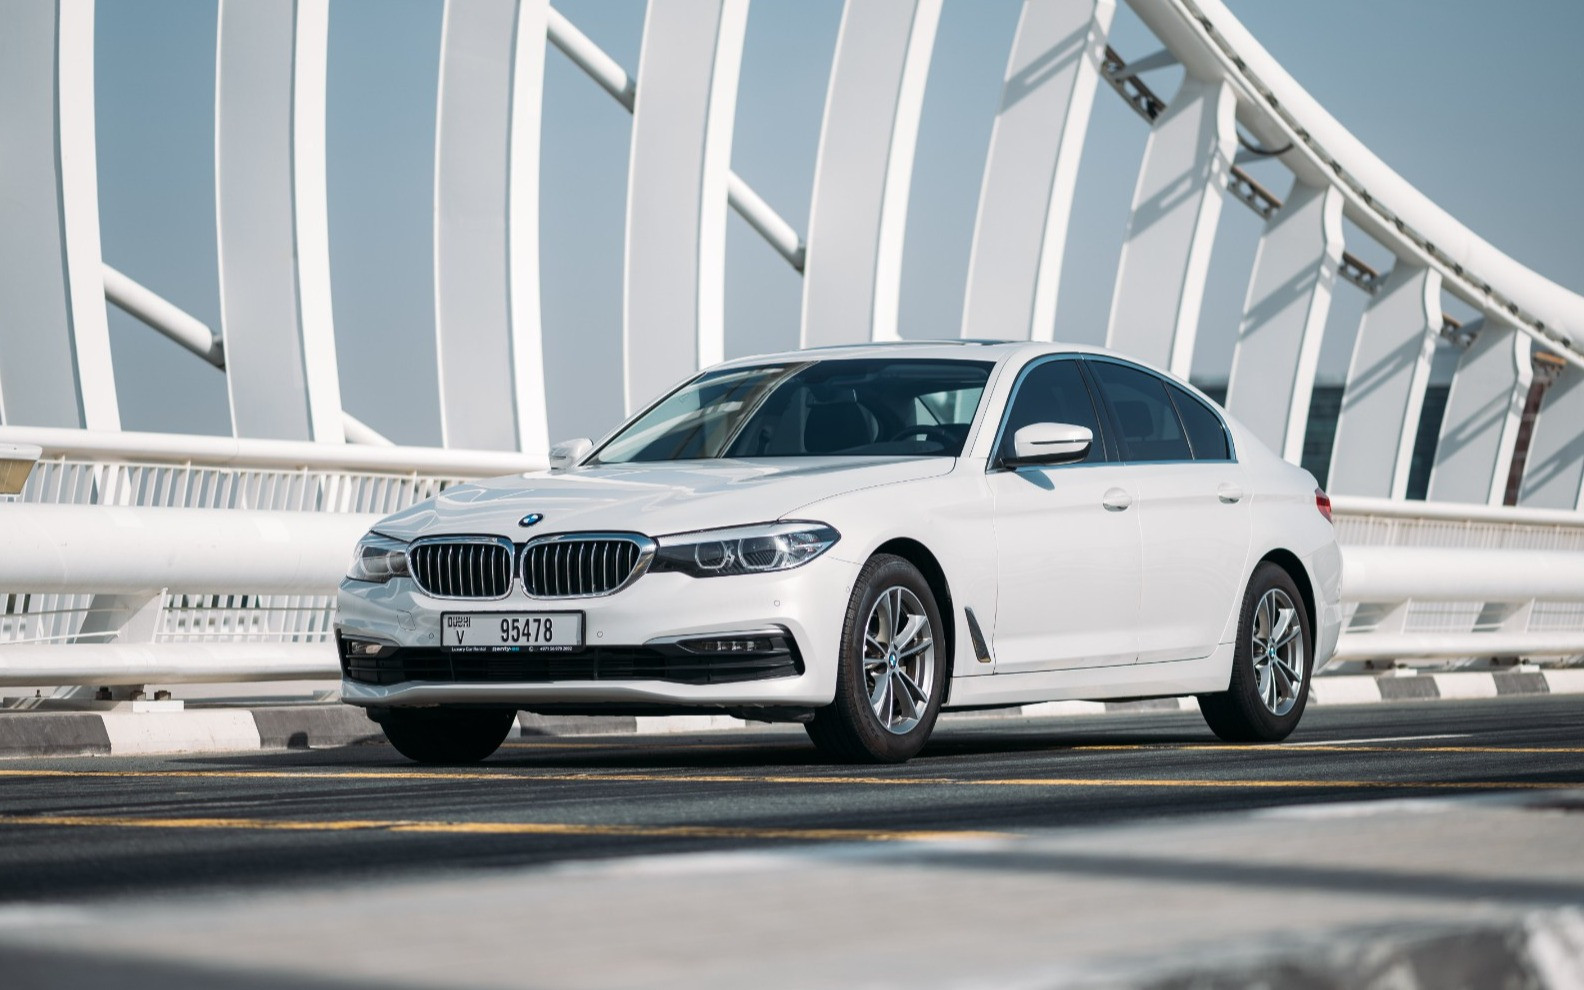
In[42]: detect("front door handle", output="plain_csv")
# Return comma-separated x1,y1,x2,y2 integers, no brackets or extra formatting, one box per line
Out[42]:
1102,487,1133,512
1217,483,1244,504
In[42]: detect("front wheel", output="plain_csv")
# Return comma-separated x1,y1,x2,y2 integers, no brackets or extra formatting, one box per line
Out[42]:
378,708,517,764
1197,562,1312,742
805,554,948,763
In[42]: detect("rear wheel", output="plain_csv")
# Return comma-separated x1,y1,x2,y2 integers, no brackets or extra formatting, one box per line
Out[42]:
806,554,947,763
378,708,517,764
1197,562,1312,742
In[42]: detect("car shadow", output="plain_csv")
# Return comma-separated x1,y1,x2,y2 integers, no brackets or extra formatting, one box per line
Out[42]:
172,723,1221,773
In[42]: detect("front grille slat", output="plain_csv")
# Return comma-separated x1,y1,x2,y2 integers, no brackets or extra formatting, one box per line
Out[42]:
522,536,647,598
409,538,513,599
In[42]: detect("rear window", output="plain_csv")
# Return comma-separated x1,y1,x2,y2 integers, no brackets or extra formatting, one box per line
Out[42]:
1167,383,1231,461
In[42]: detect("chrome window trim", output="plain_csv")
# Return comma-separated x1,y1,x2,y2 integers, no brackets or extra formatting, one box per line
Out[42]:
406,535,518,601
519,531,658,600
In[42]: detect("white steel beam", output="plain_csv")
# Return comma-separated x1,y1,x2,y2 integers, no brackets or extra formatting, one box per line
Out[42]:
1342,545,1584,602
546,8,803,273
962,0,1114,341
0,0,119,430
1330,633,1584,663
1427,319,1531,505
1105,75,1235,375
1327,263,1442,497
433,0,549,455
0,504,377,595
0,424,543,476
102,264,225,368
0,643,337,687
1517,363,1584,510
214,0,344,443
801,0,942,346
623,0,749,413
1125,0,1584,370
1224,181,1343,462
103,265,390,445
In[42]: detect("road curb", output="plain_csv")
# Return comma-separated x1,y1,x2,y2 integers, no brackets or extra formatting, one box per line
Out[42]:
0,670,1577,758
0,704,380,759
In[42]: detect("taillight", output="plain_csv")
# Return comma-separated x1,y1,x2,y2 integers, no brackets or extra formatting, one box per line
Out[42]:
1315,488,1332,523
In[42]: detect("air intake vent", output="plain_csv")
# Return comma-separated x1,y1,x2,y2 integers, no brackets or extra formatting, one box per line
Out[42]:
522,535,653,598
408,538,515,599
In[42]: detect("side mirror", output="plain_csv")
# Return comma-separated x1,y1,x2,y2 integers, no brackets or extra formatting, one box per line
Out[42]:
548,438,593,473
1004,423,1092,468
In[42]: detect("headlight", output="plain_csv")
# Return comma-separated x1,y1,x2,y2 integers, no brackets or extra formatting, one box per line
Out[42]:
346,533,411,583
652,522,839,578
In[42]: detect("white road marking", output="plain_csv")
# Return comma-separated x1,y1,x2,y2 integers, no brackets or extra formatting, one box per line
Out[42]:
1290,733,1471,747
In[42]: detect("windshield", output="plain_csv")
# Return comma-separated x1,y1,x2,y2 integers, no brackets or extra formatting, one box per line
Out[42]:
593,358,993,463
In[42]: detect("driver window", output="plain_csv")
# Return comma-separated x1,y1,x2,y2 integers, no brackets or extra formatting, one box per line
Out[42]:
998,360,1108,464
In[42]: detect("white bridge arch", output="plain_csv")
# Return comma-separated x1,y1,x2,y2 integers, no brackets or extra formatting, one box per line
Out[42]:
1,0,1582,689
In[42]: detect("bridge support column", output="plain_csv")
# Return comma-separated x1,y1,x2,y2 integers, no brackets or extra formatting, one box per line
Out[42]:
623,0,749,412
1105,75,1236,377
433,0,549,454
1327,264,1441,497
962,0,1114,341
215,0,344,442
801,0,942,347
0,0,118,430
1518,362,1584,510
1224,182,1342,464
1427,319,1531,505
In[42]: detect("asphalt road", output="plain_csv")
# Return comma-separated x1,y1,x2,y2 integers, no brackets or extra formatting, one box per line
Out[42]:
1,695,1581,905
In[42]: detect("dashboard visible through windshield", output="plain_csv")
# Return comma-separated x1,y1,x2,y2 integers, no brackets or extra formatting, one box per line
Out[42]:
593,359,993,463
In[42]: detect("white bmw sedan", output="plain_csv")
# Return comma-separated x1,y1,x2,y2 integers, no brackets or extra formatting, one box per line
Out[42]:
338,342,1342,764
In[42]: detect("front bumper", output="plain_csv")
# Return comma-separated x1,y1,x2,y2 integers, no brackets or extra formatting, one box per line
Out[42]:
336,552,862,709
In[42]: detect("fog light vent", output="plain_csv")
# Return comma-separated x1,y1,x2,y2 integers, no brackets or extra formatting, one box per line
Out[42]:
677,635,777,655
343,638,395,659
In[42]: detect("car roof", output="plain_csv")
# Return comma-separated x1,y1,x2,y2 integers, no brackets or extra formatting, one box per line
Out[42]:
711,339,1117,369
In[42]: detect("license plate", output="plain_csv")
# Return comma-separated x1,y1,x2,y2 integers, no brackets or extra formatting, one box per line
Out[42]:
442,612,584,652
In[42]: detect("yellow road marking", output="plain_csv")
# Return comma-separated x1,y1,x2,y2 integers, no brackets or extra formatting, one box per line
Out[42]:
0,813,1008,843
513,739,1584,756
1046,744,1584,755
0,767,1578,790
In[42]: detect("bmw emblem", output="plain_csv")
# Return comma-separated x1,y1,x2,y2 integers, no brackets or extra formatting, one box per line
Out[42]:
519,512,544,528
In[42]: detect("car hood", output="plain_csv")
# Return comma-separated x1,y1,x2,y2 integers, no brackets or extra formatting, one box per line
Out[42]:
370,457,954,541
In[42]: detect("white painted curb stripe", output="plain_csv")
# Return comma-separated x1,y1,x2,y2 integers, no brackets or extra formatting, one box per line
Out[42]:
99,711,262,756
1308,676,1385,706
1544,669,1584,694
1431,673,1499,700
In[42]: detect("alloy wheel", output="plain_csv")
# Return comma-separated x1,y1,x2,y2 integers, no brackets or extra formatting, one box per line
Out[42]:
862,585,936,734
1251,587,1304,716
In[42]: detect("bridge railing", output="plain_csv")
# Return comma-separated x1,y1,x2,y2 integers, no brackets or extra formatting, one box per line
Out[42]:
1331,496,1584,669
0,436,1578,689
0,428,539,688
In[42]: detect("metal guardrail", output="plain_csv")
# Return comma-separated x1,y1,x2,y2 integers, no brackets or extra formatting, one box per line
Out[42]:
0,482,1580,688
1330,496,1584,667
0,432,542,688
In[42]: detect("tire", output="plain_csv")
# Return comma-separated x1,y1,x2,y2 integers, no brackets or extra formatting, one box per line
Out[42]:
379,708,517,764
1197,561,1312,742
805,554,948,763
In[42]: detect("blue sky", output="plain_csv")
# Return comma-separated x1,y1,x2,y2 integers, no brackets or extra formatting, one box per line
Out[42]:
93,0,1584,446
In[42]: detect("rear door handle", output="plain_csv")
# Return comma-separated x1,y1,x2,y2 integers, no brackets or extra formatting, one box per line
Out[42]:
1102,487,1133,512
1217,483,1244,504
